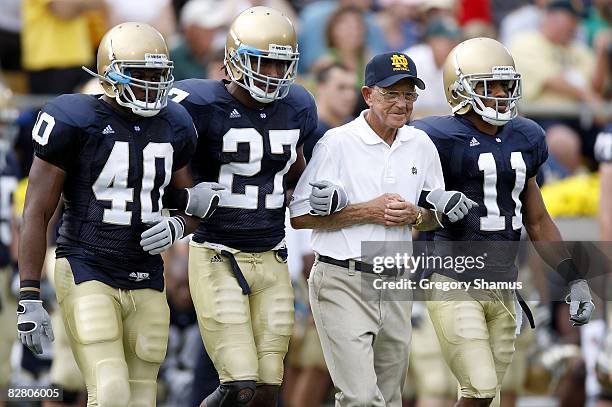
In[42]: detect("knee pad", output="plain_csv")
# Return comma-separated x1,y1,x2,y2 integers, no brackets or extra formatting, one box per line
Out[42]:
134,313,170,364
204,381,256,407
95,359,130,407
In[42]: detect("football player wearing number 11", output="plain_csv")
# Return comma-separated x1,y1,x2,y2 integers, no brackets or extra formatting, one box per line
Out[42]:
18,23,221,407
170,6,317,407
412,37,594,407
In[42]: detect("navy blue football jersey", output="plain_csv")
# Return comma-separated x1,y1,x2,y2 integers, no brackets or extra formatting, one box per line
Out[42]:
32,94,197,291
0,150,19,268
412,115,548,242
171,79,318,251
412,115,547,280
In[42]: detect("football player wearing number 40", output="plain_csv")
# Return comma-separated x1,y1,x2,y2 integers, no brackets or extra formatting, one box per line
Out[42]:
411,37,594,407
17,23,222,407
170,6,317,407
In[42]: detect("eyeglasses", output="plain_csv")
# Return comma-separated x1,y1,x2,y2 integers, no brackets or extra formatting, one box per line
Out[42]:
375,87,419,103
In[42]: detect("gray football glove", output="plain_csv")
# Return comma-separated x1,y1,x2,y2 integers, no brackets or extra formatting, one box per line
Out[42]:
566,279,594,326
426,189,478,222
184,182,225,219
309,181,348,216
17,300,54,355
140,215,186,255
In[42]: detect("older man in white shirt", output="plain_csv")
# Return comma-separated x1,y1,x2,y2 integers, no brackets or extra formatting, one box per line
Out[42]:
290,52,476,407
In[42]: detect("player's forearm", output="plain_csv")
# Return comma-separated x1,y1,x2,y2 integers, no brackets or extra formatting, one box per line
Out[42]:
183,214,200,235
527,215,579,281
18,210,50,292
19,160,65,289
291,202,380,230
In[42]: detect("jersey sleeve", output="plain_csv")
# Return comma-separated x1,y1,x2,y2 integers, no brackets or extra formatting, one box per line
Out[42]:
530,122,549,177
289,141,340,218
170,80,210,137
31,101,80,171
170,103,199,171
173,122,198,171
595,127,612,163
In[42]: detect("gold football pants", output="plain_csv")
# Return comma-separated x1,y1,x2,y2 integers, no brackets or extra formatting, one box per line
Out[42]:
188,242,294,384
54,258,169,407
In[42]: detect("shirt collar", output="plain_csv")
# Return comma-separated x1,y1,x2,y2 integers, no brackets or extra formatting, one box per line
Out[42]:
355,110,414,145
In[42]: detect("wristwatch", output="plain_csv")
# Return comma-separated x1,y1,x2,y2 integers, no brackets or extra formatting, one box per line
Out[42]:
413,208,423,227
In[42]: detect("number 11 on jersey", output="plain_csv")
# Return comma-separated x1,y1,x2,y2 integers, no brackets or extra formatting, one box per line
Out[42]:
478,151,526,231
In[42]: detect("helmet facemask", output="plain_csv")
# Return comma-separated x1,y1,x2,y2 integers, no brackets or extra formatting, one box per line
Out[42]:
226,43,299,103
85,53,174,117
451,65,522,126
107,56,174,117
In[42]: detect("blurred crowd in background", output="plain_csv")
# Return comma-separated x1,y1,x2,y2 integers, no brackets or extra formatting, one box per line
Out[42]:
0,0,611,406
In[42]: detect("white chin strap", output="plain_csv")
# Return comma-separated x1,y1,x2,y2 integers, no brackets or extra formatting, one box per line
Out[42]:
249,88,275,104
115,97,161,117
471,96,515,126
479,106,513,126
131,107,160,117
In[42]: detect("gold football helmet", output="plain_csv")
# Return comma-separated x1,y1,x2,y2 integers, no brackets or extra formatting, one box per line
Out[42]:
84,22,174,117
225,6,299,103
443,37,521,126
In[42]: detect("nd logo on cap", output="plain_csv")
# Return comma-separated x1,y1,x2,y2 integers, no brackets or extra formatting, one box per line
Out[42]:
390,54,409,72
364,51,425,89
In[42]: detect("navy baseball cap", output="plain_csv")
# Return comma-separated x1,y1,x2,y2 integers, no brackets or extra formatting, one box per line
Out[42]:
364,52,425,90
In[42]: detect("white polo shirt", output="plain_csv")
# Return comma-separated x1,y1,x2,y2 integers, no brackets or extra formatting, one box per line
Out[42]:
289,110,444,260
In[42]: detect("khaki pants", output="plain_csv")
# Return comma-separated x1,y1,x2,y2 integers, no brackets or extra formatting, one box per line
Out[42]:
55,258,169,407
309,259,412,407
188,242,294,384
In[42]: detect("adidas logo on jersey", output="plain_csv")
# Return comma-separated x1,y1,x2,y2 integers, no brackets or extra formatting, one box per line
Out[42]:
211,254,224,263
229,109,241,119
469,137,480,147
102,125,115,135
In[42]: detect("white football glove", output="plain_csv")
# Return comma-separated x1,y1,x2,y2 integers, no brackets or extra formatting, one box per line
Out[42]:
309,181,348,216
426,189,478,222
17,300,54,355
566,279,594,326
140,215,186,255
184,182,225,219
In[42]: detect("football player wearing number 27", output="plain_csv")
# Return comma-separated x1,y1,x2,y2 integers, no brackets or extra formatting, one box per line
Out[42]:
411,37,594,407
170,6,317,407
18,23,222,407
